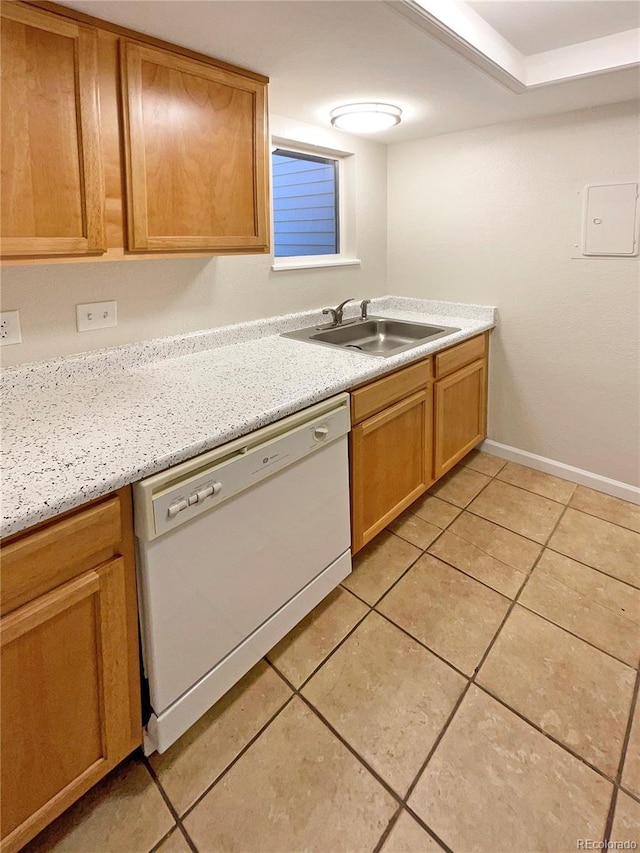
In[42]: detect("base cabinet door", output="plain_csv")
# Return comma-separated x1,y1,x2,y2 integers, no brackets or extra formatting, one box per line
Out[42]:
434,358,487,479
0,557,134,853
351,389,432,553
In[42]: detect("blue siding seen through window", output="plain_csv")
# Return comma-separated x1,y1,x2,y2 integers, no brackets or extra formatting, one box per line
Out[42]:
272,149,339,257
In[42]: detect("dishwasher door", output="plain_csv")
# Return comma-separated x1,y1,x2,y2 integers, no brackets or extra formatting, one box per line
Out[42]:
134,394,351,753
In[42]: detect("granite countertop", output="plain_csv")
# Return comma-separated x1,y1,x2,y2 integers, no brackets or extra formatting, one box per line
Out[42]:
0,296,497,538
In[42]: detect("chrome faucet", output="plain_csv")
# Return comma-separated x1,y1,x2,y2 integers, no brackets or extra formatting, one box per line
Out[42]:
360,299,371,320
320,298,354,328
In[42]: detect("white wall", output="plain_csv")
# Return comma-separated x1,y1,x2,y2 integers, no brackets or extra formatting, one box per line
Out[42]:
387,101,640,486
0,114,387,366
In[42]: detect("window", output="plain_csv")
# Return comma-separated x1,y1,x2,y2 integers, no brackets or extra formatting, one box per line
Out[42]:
272,149,339,258
270,137,360,271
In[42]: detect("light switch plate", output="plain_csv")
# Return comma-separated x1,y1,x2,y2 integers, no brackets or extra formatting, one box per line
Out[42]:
0,311,22,346
76,300,117,332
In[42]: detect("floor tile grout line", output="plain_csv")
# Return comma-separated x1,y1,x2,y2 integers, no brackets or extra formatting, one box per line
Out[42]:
371,806,403,853
389,488,637,839
466,498,636,786
372,608,471,679
371,495,566,849
618,784,640,805
344,473,633,847
143,756,198,853
176,693,296,824
515,599,640,671
475,683,619,786
398,499,577,815
436,454,638,535
383,521,637,676
400,679,473,806
544,545,640,592
418,546,522,601
604,664,640,842
465,505,554,546
148,824,188,853
346,536,431,611
373,477,581,815
402,803,456,853
174,823,199,853
603,787,620,846
272,640,458,853
494,471,578,505
518,561,640,631
279,597,375,692
563,503,640,535
477,471,575,508
387,524,442,553
374,803,456,853
267,622,462,824
298,693,455,853
427,526,533,579
297,693,404,804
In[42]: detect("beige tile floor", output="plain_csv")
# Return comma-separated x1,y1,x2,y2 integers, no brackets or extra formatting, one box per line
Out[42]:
25,453,640,853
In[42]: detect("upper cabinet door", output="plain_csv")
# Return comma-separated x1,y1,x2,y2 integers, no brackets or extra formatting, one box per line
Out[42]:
0,5,106,258
119,40,269,253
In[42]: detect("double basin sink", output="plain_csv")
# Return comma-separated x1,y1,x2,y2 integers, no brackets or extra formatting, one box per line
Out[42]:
282,316,461,358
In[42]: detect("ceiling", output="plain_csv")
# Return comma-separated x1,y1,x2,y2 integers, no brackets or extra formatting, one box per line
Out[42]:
60,0,640,144
467,0,640,56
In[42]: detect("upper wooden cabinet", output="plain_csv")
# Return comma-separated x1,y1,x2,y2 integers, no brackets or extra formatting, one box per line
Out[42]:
0,2,270,261
0,3,106,258
119,40,269,253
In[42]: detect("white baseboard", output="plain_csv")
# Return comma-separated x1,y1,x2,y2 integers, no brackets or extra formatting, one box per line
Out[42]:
480,439,640,505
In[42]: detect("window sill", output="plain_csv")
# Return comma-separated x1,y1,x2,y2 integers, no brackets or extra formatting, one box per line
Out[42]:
271,258,361,272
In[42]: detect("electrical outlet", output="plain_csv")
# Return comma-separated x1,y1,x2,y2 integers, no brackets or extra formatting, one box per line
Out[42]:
76,300,117,332
0,311,22,346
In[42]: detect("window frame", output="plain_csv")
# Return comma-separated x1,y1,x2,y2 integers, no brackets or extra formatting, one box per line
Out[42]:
270,137,360,272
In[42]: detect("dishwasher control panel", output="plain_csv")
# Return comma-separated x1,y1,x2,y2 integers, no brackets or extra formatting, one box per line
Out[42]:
134,395,351,541
167,481,222,517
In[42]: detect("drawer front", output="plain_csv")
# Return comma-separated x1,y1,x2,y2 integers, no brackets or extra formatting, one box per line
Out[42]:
1,497,122,616
435,334,486,379
351,359,431,424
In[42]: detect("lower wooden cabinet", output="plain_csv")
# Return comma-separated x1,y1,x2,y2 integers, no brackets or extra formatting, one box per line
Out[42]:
351,389,433,552
0,489,141,853
349,331,490,554
433,357,487,479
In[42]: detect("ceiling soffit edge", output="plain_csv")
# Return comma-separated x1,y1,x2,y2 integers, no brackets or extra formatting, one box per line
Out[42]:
388,0,640,93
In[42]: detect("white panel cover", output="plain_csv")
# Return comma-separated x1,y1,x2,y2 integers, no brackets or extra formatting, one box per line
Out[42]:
583,183,638,256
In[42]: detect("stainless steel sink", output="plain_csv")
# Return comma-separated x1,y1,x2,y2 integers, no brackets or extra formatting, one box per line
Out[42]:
282,316,461,357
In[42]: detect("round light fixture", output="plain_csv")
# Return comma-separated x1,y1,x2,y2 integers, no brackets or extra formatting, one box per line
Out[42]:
330,102,402,133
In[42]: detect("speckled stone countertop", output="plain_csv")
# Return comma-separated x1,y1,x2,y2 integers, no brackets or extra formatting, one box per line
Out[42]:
1,296,496,538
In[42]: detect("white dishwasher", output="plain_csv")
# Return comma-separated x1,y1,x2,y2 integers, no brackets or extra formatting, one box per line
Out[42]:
133,393,351,754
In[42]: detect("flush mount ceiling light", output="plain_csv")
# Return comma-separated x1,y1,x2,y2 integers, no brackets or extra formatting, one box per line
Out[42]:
330,102,402,133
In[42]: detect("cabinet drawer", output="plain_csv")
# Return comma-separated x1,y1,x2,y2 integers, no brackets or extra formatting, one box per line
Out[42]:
435,334,486,379
351,359,431,424
1,497,122,616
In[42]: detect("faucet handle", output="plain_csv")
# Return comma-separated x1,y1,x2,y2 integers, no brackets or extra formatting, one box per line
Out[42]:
360,299,371,320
